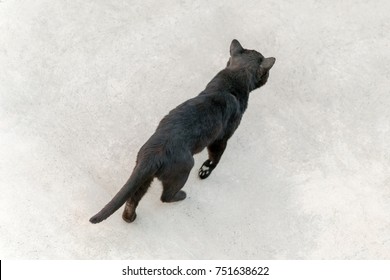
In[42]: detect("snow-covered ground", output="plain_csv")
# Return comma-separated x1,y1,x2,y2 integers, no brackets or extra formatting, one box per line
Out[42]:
1,0,389,259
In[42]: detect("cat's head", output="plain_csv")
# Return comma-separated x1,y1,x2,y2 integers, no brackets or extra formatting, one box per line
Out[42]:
227,39,275,88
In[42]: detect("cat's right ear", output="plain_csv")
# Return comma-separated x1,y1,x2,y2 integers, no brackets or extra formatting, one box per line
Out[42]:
261,57,276,71
230,39,244,56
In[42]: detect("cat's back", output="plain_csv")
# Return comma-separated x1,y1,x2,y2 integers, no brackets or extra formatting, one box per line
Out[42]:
143,92,238,153
159,91,239,131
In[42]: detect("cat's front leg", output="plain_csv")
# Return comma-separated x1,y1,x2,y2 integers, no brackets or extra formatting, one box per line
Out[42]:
199,139,227,179
199,159,216,179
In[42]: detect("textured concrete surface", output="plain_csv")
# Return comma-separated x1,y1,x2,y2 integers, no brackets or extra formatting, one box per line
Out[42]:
1,0,390,259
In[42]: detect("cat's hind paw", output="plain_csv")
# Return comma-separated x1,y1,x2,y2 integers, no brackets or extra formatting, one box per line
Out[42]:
122,212,137,223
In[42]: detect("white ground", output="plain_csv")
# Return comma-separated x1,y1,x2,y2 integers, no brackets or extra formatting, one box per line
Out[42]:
1,0,390,259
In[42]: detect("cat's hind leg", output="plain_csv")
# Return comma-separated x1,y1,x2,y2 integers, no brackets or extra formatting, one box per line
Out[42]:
122,178,153,223
199,139,227,179
160,153,194,203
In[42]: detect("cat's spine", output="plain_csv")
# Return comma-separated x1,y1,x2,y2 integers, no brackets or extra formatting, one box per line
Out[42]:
89,160,157,224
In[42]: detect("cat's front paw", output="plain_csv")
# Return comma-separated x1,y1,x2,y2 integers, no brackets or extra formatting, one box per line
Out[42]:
199,160,214,179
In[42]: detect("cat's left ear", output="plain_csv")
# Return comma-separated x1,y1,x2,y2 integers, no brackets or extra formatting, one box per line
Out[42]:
230,39,244,56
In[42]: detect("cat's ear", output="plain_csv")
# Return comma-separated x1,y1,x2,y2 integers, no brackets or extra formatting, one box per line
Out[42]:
261,57,276,71
230,39,244,56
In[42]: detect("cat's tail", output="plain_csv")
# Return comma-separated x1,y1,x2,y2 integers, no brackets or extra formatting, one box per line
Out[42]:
89,160,157,224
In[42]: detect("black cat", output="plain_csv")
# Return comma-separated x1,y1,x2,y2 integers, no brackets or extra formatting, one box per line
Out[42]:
90,40,275,224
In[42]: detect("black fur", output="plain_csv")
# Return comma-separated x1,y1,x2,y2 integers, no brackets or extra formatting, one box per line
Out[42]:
89,40,275,224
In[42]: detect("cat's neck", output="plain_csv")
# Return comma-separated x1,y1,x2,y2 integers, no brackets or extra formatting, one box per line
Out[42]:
204,68,256,112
